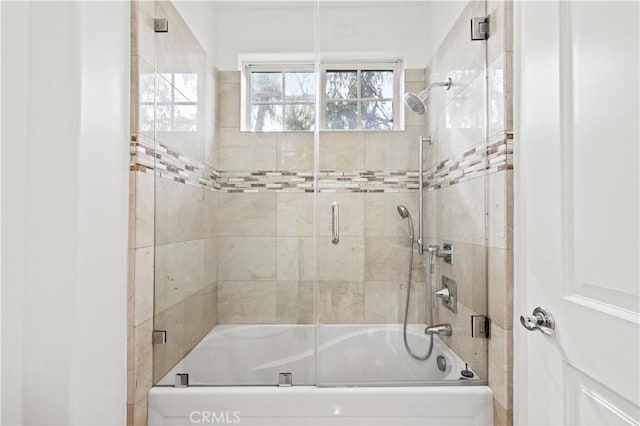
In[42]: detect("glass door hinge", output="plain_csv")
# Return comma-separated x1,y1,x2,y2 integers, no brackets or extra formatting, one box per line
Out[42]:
152,330,167,345
279,372,292,387
471,315,490,338
154,18,169,33
175,373,189,388
471,16,490,41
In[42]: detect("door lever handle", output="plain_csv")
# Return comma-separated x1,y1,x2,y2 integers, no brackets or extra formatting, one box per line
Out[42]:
520,306,555,336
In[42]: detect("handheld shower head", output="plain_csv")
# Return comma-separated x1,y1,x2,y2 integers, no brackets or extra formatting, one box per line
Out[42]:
397,205,410,219
397,205,415,242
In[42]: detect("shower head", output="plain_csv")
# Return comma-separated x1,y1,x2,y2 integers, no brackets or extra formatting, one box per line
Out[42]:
397,205,411,219
397,205,415,242
403,90,429,115
403,78,453,115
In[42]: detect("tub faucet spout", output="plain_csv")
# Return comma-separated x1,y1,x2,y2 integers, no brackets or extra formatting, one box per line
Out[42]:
424,323,452,336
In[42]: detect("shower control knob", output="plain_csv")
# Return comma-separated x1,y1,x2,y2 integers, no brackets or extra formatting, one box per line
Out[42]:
434,287,451,302
520,306,555,336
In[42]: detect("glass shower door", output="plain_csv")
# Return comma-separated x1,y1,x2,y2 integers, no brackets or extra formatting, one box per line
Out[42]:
151,0,318,386
314,0,489,385
147,0,492,388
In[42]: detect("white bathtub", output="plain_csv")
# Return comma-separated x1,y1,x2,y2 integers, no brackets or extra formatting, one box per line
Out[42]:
149,325,493,425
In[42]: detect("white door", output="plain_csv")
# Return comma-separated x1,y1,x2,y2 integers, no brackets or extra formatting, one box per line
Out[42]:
514,1,639,425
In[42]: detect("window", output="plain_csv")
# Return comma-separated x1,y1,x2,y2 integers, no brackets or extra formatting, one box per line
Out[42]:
322,63,400,131
246,65,316,131
244,61,400,132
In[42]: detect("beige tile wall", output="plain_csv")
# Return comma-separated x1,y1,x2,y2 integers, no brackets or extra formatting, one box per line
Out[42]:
128,2,155,423
215,70,429,325
153,177,218,383
487,1,514,424
423,1,514,425
215,190,428,325
423,0,487,378
128,1,218,424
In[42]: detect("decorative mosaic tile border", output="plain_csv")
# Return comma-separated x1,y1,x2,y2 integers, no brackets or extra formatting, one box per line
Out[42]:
318,171,419,193
131,135,221,191
130,136,420,192
423,132,513,191
219,171,314,193
130,132,512,193
216,170,419,193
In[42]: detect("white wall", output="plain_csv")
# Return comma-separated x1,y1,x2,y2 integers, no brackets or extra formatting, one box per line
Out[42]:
209,1,469,70
317,3,432,67
214,3,316,69
424,0,468,58
1,1,129,424
1,3,28,423
173,0,218,58
170,1,468,72
213,2,432,69
0,1,3,418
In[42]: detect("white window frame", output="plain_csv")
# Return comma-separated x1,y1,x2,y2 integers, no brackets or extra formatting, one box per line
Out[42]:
244,63,316,132
242,60,402,132
320,61,401,131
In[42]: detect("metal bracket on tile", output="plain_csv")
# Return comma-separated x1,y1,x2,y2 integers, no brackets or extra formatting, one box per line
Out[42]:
471,315,490,338
471,16,490,41
441,242,454,265
279,372,292,387
152,330,167,345
175,373,189,388
154,18,169,33
433,242,454,264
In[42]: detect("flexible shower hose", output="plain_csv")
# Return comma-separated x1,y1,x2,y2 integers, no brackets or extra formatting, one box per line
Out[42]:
402,242,434,360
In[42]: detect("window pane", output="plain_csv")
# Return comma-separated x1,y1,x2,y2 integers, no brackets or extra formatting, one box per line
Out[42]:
326,101,358,130
173,105,198,132
361,101,393,130
252,72,283,102
285,104,315,131
157,74,190,103
325,71,357,99
140,73,155,103
251,104,283,131
140,104,155,132
361,70,394,99
174,73,198,102
156,74,173,102
155,104,173,132
285,72,315,102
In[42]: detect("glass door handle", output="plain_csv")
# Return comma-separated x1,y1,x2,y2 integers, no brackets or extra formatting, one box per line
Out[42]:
331,201,339,244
